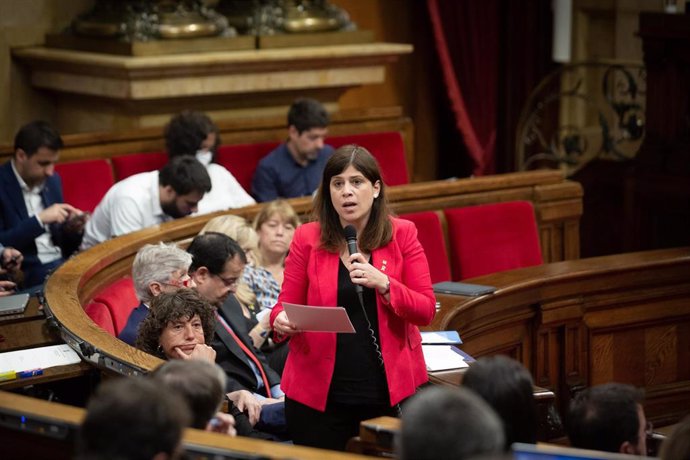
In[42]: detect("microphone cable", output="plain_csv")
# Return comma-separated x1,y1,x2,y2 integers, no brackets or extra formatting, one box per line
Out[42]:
344,226,401,416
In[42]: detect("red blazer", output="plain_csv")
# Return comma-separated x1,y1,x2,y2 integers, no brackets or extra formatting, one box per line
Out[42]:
270,217,436,411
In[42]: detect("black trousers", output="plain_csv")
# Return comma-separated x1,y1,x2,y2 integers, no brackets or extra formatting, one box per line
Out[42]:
285,396,397,451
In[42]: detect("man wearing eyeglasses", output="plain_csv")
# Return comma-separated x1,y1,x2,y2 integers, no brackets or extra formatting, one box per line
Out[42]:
118,242,195,346
187,232,285,434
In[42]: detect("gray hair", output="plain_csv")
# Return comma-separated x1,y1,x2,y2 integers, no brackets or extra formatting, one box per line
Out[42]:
397,386,505,460
132,242,192,303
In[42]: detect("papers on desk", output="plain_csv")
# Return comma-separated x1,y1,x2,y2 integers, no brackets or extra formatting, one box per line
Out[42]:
421,330,462,345
422,345,468,371
283,302,355,333
0,344,81,374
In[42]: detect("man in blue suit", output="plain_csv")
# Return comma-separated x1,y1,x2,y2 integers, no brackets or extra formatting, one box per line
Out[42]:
0,121,86,290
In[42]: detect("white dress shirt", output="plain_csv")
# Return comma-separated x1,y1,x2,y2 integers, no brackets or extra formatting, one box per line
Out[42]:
10,161,61,264
81,171,170,249
196,163,255,214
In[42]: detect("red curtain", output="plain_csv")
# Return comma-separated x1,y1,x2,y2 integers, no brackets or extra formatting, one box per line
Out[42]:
427,0,499,176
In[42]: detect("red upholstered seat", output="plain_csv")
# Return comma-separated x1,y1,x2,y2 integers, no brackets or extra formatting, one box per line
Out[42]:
111,151,167,181
91,277,138,335
444,201,543,280
216,141,280,192
55,159,115,213
399,211,451,284
84,301,116,336
329,132,409,186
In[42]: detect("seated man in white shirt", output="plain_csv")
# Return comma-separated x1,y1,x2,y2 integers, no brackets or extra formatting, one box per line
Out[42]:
81,156,211,249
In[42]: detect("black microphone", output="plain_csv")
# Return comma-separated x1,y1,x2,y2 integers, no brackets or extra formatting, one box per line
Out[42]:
343,225,364,296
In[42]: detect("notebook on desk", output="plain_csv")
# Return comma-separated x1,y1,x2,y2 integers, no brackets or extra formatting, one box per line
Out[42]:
0,293,29,316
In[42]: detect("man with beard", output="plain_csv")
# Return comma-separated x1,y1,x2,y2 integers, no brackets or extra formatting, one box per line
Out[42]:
81,156,211,249
0,121,86,290
251,98,333,202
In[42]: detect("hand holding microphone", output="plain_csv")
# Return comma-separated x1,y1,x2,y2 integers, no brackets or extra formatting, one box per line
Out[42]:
343,225,389,295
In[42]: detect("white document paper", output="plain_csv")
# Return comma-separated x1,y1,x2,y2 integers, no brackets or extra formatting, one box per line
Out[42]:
283,302,355,333
422,344,468,371
421,330,462,345
0,344,82,373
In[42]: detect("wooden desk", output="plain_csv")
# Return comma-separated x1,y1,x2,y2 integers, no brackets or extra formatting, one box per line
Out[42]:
428,247,690,428
0,297,95,393
0,297,53,352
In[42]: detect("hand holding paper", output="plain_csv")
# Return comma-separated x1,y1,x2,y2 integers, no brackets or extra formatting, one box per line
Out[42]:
283,302,355,333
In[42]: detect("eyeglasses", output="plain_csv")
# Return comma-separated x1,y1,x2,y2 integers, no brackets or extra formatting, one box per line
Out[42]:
213,273,240,288
161,274,193,288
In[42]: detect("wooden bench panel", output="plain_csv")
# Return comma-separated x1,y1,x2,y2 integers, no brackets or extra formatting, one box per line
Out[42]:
430,247,690,428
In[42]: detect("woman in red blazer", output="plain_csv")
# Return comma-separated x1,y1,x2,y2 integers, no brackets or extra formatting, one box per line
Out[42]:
270,145,435,450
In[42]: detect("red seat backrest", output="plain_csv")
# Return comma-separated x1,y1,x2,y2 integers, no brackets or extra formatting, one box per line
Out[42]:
91,277,138,335
399,211,451,284
84,301,116,336
328,132,409,186
55,159,115,213
111,151,167,181
444,201,543,280
216,141,280,192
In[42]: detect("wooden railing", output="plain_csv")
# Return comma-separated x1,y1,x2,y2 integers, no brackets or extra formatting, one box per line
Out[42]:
0,391,378,460
429,247,690,427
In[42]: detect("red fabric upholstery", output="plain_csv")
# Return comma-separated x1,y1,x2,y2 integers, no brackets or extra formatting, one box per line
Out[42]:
444,201,542,280
92,277,138,334
111,151,167,181
399,211,451,284
55,159,115,213
84,301,116,336
216,141,280,191
328,132,409,186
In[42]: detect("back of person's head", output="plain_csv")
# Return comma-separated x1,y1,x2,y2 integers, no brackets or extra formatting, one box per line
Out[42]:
287,98,329,133
132,242,192,304
159,156,212,196
661,414,690,460
567,382,645,453
76,377,190,460
152,360,227,430
187,232,247,274
14,120,64,156
397,386,505,460
164,110,219,159
462,355,538,448
313,144,392,253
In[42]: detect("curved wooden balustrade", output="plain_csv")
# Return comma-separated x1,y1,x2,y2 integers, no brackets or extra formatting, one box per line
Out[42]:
428,246,690,427
43,170,582,376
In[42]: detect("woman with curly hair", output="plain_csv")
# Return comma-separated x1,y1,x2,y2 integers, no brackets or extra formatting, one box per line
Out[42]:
137,288,281,440
136,288,216,362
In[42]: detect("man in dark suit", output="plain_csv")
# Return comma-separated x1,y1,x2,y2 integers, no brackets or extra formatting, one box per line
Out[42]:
0,121,86,290
187,232,284,430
